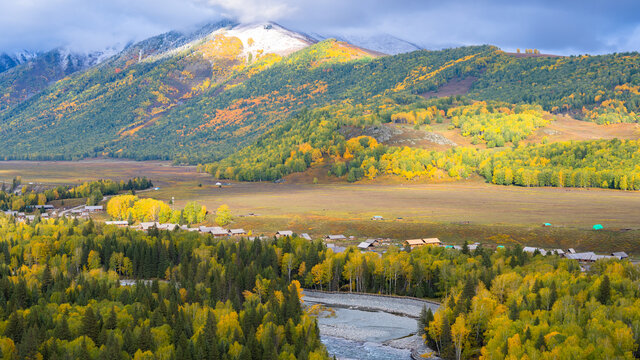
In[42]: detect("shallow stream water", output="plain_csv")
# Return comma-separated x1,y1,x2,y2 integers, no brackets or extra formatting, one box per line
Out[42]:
321,335,412,360
307,300,418,359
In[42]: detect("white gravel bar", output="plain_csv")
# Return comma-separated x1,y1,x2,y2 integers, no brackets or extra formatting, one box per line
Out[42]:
302,289,440,318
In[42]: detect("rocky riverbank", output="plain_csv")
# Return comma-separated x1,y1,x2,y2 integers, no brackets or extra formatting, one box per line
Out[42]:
303,290,439,317
303,290,440,359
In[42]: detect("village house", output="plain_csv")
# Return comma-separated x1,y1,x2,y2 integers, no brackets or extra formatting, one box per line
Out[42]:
523,246,548,256
209,227,230,237
404,238,442,249
325,234,346,241
564,252,616,262
138,222,159,230
84,205,103,212
276,230,294,238
357,238,380,250
326,243,346,253
422,238,441,246
180,225,200,232
229,228,246,236
452,242,480,251
404,239,426,249
157,223,179,231
33,205,55,211
105,220,129,227
300,233,312,241
612,252,629,260
371,215,384,221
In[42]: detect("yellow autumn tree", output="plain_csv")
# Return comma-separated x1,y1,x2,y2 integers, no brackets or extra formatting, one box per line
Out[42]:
451,315,470,360
215,204,232,226
107,195,138,220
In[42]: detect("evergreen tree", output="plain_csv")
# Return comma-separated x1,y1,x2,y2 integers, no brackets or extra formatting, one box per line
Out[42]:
78,337,91,360
98,333,123,360
195,311,219,359
82,306,100,344
4,312,24,343
41,265,53,294
440,314,453,359
549,281,558,308
19,326,40,360
597,275,611,305
136,325,154,352
54,315,72,341
123,327,136,356
461,241,470,255
418,305,433,335
535,332,546,351
105,307,117,330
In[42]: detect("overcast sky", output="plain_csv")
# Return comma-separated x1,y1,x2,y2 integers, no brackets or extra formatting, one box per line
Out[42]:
1,0,639,55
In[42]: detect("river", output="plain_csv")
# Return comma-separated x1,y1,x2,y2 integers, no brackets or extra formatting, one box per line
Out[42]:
303,290,440,360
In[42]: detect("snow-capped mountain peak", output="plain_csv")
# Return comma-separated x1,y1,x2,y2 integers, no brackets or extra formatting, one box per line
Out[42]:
222,22,315,57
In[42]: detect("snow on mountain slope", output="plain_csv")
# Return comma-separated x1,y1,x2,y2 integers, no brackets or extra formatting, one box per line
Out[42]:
309,33,422,55
224,22,315,57
54,46,121,71
0,51,38,73
1,46,121,76
143,21,316,65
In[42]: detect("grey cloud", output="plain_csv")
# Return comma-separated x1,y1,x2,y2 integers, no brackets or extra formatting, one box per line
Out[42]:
0,0,639,55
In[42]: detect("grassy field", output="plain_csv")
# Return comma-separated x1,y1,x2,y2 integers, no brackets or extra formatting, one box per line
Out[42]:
0,159,207,186
156,178,640,253
2,160,640,254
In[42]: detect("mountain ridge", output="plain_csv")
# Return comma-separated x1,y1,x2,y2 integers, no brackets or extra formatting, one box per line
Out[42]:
0,20,638,175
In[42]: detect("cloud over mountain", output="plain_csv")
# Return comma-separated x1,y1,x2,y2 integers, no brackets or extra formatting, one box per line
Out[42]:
1,0,639,55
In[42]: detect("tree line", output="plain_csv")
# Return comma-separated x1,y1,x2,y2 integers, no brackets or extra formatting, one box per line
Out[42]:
0,177,153,211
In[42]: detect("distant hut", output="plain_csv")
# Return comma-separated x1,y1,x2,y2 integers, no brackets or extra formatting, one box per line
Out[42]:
357,239,379,250
230,229,246,236
612,252,629,260
276,230,294,238
422,238,441,246
403,238,441,249
210,228,230,237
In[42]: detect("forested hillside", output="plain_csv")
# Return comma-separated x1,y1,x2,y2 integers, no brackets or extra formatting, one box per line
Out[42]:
204,98,640,190
1,22,640,189
468,52,640,123
0,48,114,113
0,33,495,161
